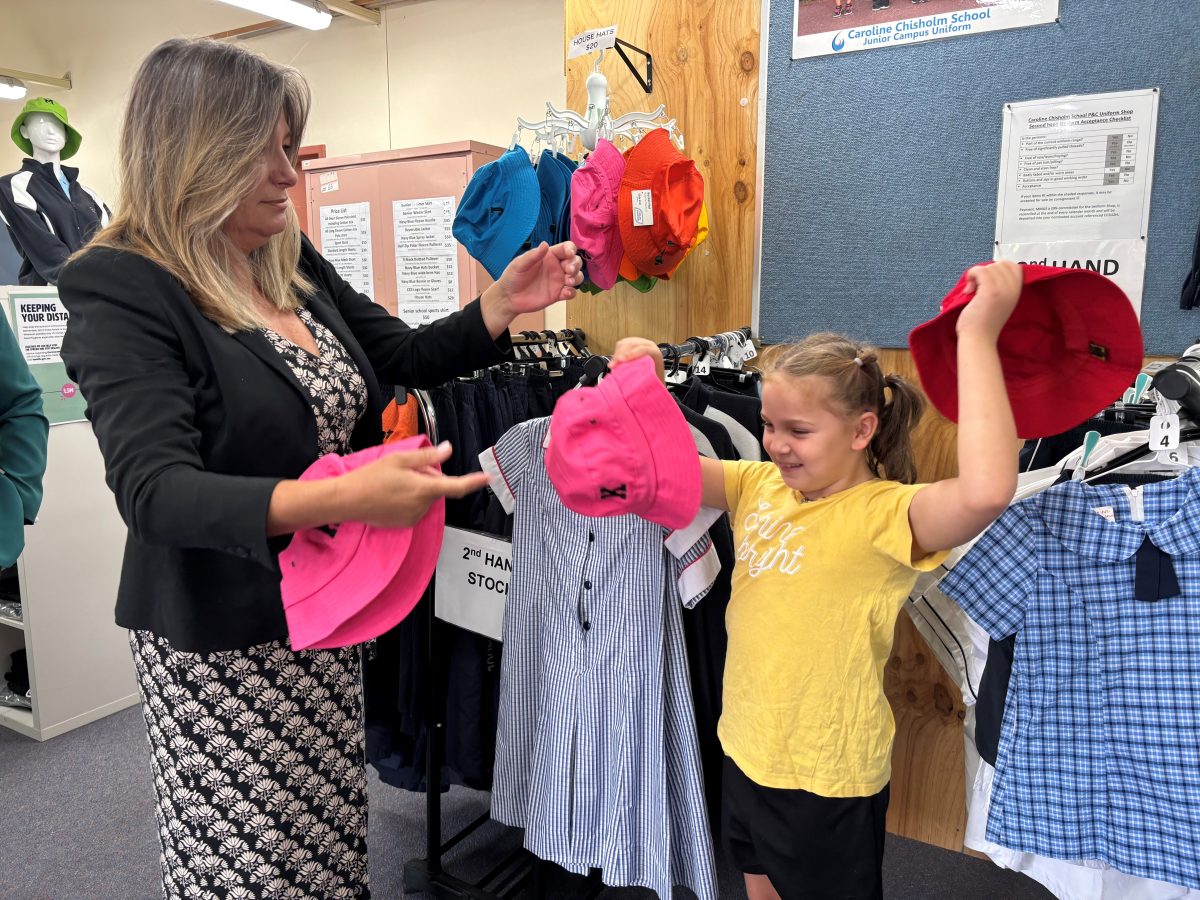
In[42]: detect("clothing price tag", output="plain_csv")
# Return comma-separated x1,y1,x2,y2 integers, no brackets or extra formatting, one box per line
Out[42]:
567,25,618,59
1150,414,1180,451
1092,506,1116,522
631,190,654,227
434,527,511,642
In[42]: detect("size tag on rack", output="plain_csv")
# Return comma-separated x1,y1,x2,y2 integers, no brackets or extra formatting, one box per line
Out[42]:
1156,448,1190,468
693,359,711,376
631,190,654,227
567,25,618,59
741,341,757,360
1150,414,1180,451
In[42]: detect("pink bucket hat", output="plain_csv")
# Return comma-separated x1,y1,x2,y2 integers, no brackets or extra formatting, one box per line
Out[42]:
279,436,446,651
570,139,626,290
545,355,700,529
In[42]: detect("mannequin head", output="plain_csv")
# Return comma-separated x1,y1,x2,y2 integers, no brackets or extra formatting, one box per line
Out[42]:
10,98,82,162
20,112,66,164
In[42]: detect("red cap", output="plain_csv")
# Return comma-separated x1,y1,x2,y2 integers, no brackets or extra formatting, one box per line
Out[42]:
617,129,704,278
545,356,700,529
909,264,1144,439
280,436,445,650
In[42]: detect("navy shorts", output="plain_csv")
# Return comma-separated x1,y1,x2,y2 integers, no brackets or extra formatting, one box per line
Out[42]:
722,756,889,899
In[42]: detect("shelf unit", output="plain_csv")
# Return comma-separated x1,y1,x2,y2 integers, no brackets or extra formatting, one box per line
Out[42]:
0,420,139,741
303,140,550,334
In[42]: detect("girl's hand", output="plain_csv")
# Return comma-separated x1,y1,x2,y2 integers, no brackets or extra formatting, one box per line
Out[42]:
480,241,584,339
334,442,488,528
955,260,1023,340
611,337,665,382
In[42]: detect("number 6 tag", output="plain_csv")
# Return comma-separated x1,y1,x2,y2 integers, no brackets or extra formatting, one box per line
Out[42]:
1150,414,1181,451
1156,448,1188,468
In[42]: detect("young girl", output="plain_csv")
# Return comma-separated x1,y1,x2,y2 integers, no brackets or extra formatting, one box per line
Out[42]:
612,261,1023,899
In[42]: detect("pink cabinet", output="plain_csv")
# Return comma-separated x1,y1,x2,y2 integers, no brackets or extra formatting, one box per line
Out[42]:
303,141,544,333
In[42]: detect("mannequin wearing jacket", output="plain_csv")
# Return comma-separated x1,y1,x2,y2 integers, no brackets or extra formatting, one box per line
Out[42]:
0,98,110,286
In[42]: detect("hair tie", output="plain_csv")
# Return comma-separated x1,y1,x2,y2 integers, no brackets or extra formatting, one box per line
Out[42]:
853,356,865,368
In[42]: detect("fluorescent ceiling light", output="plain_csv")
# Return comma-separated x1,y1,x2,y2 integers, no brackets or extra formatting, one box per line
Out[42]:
213,0,333,30
0,76,26,101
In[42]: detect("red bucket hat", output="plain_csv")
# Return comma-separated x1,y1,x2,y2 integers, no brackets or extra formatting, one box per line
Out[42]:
545,355,700,529
279,436,446,650
909,263,1144,440
617,128,704,278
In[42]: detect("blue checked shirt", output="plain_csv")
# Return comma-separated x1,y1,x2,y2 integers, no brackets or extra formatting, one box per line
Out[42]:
939,468,1200,890
480,417,721,900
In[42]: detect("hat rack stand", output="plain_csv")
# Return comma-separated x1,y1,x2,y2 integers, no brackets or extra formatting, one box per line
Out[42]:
510,37,684,156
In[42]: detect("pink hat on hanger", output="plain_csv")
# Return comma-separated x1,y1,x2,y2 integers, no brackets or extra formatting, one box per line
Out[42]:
570,139,626,290
546,355,701,529
280,436,446,651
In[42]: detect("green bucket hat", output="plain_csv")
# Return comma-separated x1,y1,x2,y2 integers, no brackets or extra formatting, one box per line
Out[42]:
11,98,82,160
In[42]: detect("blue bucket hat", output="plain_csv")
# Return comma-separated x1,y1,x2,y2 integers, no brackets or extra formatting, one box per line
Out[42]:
453,148,540,280
527,150,575,250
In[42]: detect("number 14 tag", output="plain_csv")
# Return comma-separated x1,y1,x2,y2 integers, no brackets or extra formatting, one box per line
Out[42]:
1150,414,1180,451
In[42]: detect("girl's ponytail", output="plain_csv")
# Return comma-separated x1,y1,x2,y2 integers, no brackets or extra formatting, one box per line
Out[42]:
867,374,924,484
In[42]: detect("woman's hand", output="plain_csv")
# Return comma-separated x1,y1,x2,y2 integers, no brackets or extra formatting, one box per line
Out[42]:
267,442,488,536
955,260,1023,340
480,241,584,339
611,337,665,382
334,442,488,528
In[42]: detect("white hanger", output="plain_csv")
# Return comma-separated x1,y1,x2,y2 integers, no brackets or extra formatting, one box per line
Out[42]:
509,47,686,155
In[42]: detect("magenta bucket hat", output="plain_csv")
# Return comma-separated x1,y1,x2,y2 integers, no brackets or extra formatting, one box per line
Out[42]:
280,436,446,651
570,139,626,291
545,355,700,529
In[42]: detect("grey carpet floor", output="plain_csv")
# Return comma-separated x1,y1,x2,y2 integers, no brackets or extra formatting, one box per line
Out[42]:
0,707,1053,899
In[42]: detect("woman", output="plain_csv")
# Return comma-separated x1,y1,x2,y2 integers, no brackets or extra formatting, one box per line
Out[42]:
57,38,580,899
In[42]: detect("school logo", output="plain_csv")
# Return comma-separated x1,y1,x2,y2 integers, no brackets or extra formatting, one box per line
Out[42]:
832,31,846,52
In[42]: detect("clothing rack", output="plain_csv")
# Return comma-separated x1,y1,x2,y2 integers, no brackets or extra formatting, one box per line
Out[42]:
660,326,754,363
400,326,753,897
402,337,604,900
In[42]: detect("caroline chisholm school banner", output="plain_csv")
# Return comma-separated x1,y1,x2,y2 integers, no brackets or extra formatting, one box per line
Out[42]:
792,0,1059,59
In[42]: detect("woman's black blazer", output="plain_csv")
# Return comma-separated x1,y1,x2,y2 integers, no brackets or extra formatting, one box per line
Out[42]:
58,236,510,652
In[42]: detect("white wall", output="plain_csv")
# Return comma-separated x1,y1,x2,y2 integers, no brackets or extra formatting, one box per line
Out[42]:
0,0,566,205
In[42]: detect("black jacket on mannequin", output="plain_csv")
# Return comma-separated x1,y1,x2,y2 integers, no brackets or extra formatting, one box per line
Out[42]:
0,158,110,285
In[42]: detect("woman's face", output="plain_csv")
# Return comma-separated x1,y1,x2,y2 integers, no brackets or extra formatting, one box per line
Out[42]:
221,114,298,257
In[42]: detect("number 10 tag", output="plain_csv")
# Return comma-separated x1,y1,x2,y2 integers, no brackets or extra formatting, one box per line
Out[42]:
1150,414,1180,451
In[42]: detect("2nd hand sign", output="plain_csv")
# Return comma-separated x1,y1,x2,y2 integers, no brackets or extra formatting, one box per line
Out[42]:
434,527,513,641
568,25,618,59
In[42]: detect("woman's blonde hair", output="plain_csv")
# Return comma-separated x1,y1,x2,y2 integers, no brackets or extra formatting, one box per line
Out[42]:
85,37,313,332
760,333,926,484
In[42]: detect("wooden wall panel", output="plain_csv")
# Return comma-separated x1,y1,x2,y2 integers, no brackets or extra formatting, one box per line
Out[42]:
878,349,968,851
564,0,760,353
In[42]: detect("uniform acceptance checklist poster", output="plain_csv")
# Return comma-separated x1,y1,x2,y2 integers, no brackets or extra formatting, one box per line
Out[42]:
995,89,1159,316
393,196,461,325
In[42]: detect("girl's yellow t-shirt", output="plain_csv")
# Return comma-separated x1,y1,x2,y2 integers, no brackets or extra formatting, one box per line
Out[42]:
721,460,948,797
